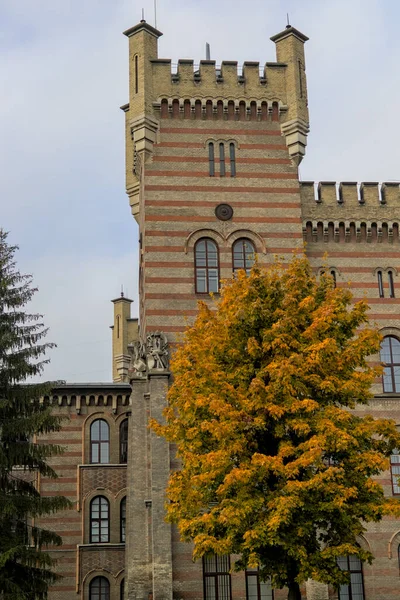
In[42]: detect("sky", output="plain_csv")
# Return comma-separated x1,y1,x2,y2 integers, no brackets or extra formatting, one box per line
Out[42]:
1,0,400,383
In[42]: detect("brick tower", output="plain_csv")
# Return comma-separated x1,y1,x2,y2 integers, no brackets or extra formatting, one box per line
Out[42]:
121,19,310,600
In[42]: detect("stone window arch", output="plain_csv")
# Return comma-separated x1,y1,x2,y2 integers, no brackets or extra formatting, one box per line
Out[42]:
194,238,219,294
90,576,110,600
232,239,255,275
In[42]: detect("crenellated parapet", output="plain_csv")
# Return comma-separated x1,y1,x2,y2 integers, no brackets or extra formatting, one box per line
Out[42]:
301,181,400,243
122,21,310,220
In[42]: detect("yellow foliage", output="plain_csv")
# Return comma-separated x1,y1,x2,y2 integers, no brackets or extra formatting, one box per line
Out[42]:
150,255,400,593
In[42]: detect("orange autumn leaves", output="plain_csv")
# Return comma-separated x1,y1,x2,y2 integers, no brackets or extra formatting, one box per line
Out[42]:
151,256,400,591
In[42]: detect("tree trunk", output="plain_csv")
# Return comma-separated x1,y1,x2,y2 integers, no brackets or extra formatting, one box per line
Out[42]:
287,581,302,600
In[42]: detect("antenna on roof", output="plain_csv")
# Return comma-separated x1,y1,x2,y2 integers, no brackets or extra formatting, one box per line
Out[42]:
286,13,291,28
141,8,145,22
121,284,124,298
154,0,157,28
206,42,211,60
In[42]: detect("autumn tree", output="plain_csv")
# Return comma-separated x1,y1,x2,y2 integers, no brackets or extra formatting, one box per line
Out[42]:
152,256,400,600
0,229,71,599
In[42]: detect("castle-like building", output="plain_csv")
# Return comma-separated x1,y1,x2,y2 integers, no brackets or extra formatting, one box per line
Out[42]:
38,19,400,600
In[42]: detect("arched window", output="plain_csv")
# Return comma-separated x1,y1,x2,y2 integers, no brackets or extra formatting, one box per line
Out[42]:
219,142,226,177
90,419,110,464
120,497,126,543
120,579,125,600
337,555,364,600
90,576,110,600
380,336,400,393
90,496,110,543
388,270,395,298
203,554,231,600
233,239,255,275
229,143,236,177
377,270,384,297
195,239,219,294
120,419,129,464
208,143,215,177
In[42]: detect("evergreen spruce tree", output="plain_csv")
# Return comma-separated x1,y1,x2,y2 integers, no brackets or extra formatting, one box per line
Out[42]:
0,229,71,599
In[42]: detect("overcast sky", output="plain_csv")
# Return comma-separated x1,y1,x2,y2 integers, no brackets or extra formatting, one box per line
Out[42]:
1,0,399,383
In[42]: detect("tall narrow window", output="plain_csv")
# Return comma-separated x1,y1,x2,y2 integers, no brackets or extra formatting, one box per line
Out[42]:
120,579,125,600
246,569,273,600
90,419,110,464
120,418,128,463
134,55,138,94
377,270,384,297
90,577,110,600
203,554,231,600
337,555,365,600
195,239,219,294
233,239,255,275
229,143,236,177
380,336,400,393
90,496,110,543
219,142,226,177
120,497,126,542
330,269,337,288
388,270,395,298
209,143,215,177
391,449,400,495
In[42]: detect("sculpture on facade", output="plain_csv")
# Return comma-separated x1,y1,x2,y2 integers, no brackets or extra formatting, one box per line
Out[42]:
128,331,169,378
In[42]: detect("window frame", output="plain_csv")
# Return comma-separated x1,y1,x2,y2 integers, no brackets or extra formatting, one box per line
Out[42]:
380,336,400,393
245,568,274,600
388,270,395,298
377,270,384,297
337,555,365,600
229,142,236,177
232,238,256,275
90,419,110,465
219,142,226,177
209,142,215,177
194,238,220,295
120,497,127,543
90,576,110,600
90,496,110,544
203,554,232,600
119,418,129,464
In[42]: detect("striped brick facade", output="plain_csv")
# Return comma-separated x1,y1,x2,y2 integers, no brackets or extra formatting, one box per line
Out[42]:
42,19,400,600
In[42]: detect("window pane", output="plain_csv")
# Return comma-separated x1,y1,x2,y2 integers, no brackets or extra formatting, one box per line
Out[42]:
100,442,109,464
380,337,391,362
339,584,350,600
394,366,400,392
247,574,258,600
391,337,400,361
348,555,361,570
208,270,219,293
350,573,364,600
100,420,109,440
91,420,100,441
196,269,207,293
383,367,393,392
218,575,230,600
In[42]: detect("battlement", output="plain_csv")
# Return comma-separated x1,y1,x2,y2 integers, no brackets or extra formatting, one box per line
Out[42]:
301,182,400,244
148,57,288,101
301,181,400,206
